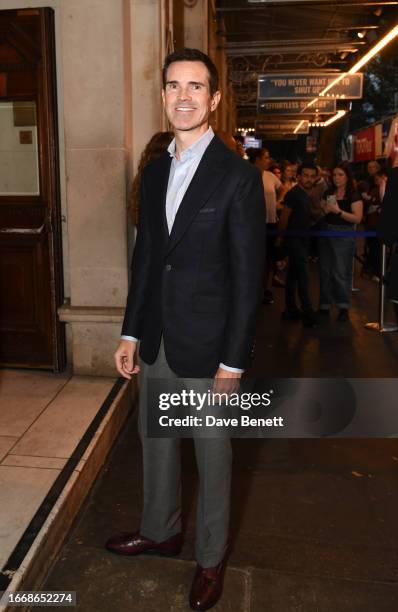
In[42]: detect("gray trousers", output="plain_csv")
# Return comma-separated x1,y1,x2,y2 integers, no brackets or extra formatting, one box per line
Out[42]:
137,340,232,568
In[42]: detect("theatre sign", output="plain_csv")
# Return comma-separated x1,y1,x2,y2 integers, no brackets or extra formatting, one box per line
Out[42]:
353,124,385,162
258,98,336,115
258,73,363,100
256,119,309,135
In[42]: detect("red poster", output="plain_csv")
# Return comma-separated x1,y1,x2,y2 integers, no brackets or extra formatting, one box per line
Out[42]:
0,73,6,97
354,127,376,162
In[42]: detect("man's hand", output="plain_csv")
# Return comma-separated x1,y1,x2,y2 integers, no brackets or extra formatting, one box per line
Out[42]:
114,339,140,379
212,367,241,398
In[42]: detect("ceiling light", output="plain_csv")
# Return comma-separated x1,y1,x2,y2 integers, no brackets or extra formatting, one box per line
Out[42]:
352,26,398,70
310,110,346,128
357,30,366,39
293,120,305,134
304,23,398,115
323,110,346,126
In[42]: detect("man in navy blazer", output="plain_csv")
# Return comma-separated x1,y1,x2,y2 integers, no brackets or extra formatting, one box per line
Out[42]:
106,48,265,610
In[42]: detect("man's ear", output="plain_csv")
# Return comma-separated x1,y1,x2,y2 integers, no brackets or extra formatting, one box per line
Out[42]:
210,90,221,112
161,89,166,107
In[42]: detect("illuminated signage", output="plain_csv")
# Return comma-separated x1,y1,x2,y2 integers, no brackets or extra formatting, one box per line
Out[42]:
256,119,309,134
258,98,336,115
258,73,363,100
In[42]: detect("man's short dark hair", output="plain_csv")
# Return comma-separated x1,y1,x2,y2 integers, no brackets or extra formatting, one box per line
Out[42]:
162,48,219,95
297,162,319,175
246,147,269,164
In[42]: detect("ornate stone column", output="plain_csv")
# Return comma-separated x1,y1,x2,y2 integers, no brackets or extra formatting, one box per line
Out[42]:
59,0,166,375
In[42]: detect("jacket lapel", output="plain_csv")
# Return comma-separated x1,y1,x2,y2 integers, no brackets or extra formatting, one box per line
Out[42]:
165,137,229,255
147,152,172,241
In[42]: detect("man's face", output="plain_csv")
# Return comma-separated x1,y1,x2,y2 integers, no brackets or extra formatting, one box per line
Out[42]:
162,61,220,134
298,168,318,190
256,150,270,171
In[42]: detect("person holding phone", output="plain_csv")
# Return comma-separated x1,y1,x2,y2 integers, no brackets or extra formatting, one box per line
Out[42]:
318,162,363,321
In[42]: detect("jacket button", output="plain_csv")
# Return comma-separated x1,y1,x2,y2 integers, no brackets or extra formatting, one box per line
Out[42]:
165,264,172,271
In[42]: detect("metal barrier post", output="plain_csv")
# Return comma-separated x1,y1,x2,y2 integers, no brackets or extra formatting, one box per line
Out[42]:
351,226,360,292
365,244,398,332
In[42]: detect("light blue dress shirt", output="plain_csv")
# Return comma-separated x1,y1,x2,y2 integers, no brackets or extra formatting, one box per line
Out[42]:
122,127,243,374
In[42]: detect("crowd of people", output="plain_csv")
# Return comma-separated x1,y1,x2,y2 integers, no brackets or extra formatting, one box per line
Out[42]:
128,130,390,330
245,148,390,328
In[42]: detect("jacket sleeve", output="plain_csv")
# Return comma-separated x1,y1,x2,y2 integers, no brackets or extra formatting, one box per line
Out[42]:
220,168,266,369
377,168,398,246
121,172,152,338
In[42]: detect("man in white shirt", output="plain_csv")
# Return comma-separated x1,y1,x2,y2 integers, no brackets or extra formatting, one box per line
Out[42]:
247,147,282,303
105,48,265,611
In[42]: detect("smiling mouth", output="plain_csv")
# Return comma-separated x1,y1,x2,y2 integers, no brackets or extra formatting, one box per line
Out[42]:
175,107,196,111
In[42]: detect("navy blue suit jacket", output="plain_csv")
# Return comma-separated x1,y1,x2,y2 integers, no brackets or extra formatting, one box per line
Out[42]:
122,136,266,377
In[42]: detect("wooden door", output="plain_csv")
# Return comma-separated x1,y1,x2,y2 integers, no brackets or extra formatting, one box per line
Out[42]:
0,8,65,370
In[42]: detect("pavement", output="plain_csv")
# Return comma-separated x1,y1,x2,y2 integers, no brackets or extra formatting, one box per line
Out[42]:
41,413,398,611
41,265,398,611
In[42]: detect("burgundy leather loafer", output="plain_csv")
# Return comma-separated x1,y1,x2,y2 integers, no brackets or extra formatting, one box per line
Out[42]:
105,531,182,557
189,558,226,611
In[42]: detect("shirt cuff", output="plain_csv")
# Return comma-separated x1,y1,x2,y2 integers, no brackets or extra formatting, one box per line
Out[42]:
121,335,139,342
118,345,242,371
219,363,244,373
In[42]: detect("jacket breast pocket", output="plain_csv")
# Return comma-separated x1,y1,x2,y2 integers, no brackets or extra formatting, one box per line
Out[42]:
194,207,217,222
192,294,227,313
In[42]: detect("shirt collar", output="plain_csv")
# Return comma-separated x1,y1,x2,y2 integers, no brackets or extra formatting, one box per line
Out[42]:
167,127,214,162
